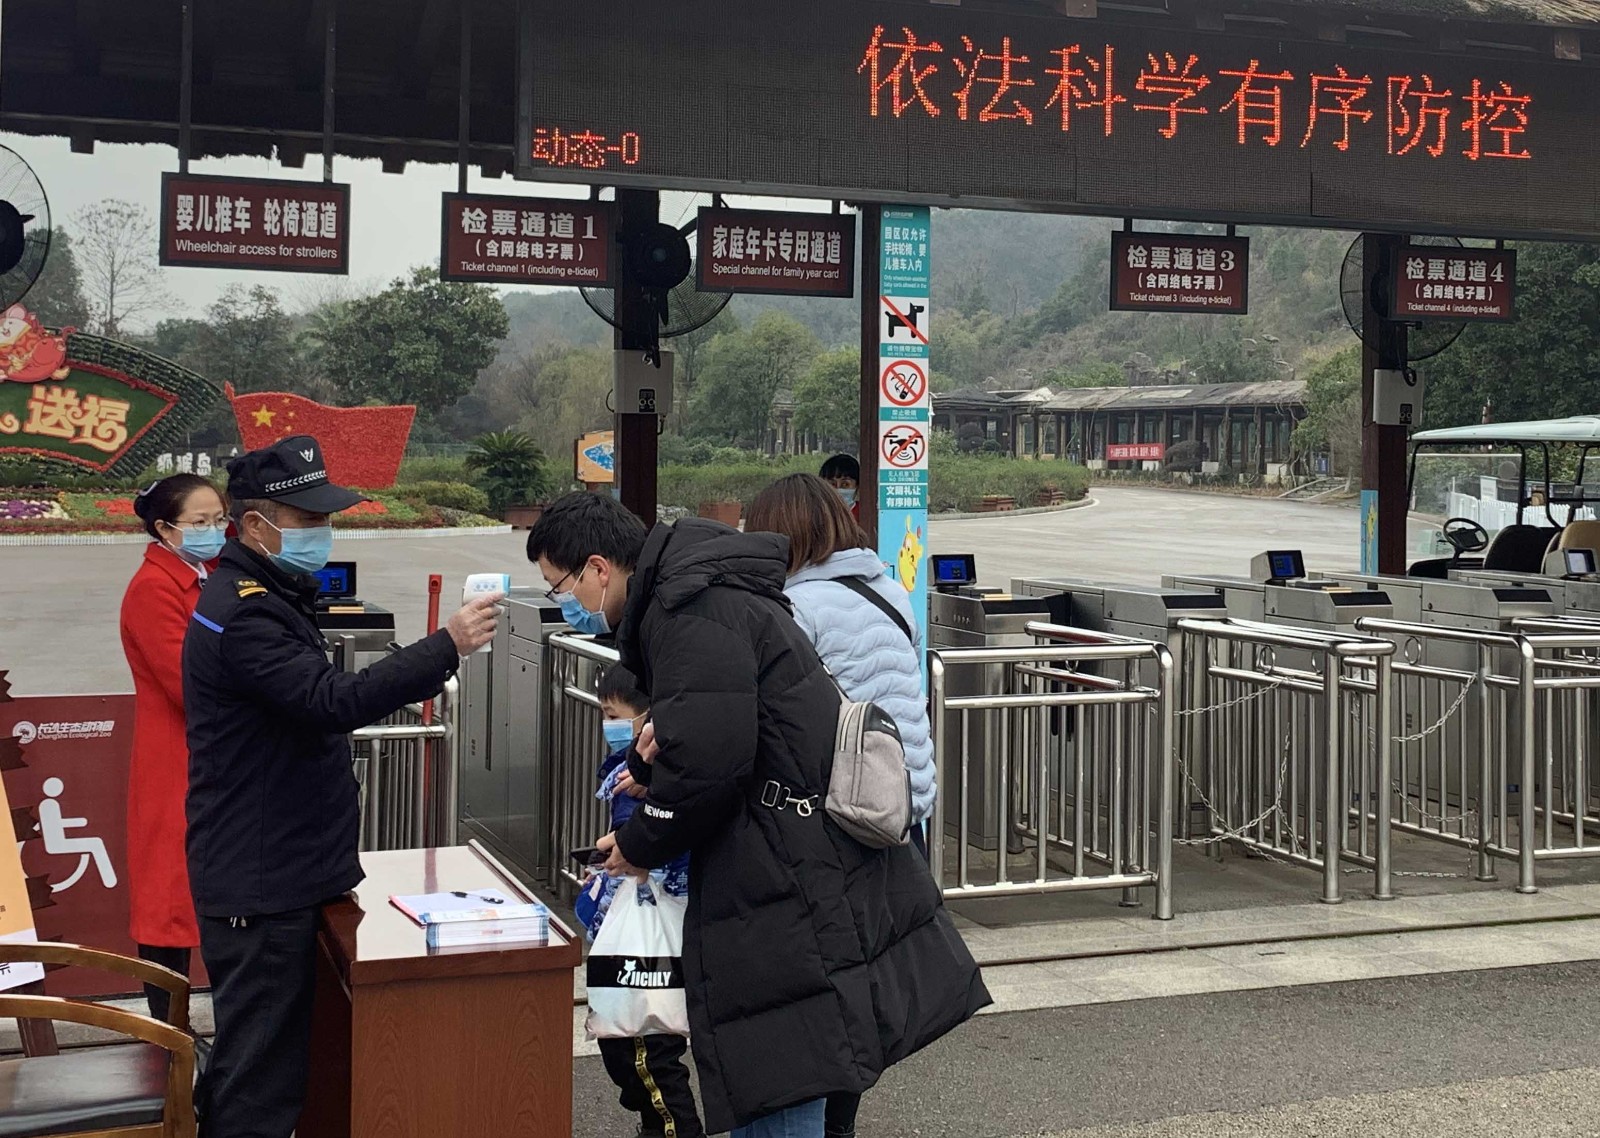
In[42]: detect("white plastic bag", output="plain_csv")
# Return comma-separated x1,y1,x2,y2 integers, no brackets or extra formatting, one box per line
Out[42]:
584,875,690,1039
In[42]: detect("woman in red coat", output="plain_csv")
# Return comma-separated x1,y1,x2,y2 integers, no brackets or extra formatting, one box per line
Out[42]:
120,473,226,1020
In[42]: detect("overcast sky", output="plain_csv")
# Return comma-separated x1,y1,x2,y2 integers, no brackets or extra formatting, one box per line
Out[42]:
3,133,834,327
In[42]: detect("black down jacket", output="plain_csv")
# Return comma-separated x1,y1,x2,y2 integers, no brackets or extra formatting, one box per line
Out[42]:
184,541,459,916
612,519,990,1132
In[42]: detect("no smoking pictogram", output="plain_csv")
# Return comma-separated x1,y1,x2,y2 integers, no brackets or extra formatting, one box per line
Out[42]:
882,424,926,468
880,359,927,407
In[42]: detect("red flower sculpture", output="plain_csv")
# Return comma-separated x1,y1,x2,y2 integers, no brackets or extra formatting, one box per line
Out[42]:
227,386,415,489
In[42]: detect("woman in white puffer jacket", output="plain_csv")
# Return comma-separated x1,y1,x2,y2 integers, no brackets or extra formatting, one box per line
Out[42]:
745,473,936,833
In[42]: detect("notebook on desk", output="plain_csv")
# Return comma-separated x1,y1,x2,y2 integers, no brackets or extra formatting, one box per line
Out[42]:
390,889,551,949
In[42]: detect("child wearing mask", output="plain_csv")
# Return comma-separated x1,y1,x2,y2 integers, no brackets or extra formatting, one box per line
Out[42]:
819,453,860,519
575,665,701,1138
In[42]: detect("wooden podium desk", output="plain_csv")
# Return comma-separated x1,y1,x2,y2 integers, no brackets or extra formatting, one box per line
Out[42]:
300,841,581,1138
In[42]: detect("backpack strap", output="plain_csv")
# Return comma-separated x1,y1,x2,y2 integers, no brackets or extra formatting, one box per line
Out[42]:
837,576,915,645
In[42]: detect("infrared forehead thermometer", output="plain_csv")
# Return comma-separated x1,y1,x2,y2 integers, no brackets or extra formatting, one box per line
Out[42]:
462,573,510,654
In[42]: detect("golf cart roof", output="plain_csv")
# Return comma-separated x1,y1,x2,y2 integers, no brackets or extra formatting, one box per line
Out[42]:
1412,417,1600,445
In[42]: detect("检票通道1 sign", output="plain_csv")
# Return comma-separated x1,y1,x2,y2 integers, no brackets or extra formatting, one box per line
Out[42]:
160,173,349,274
440,193,614,286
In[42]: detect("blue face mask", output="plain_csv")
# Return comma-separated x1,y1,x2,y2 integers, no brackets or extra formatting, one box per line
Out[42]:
602,718,636,751
258,515,334,575
554,567,611,635
171,524,225,564
837,487,857,508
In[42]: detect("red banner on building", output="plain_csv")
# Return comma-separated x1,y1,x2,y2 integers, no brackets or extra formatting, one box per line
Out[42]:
1390,246,1516,322
1,693,143,997
440,193,614,286
1107,442,1166,462
160,173,349,274
1109,232,1249,315
696,208,855,297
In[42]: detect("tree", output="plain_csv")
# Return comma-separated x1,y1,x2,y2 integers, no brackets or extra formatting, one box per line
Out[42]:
1189,332,1277,385
465,430,553,512
26,227,91,329
74,200,173,336
1292,347,1361,475
318,266,508,413
792,348,860,448
689,311,821,446
1424,243,1600,429
192,284,300,394
672,306,739,407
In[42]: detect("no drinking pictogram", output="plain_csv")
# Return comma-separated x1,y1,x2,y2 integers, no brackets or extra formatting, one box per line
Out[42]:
881,424,926,468
880,359,927,407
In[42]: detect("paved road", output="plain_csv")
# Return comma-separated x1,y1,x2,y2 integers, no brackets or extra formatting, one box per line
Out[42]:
573,961,1600,1137
1,487,1361,695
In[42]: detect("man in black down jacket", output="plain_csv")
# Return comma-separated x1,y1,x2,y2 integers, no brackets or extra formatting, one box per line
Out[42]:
527,491,990,1135
183,436,501,1138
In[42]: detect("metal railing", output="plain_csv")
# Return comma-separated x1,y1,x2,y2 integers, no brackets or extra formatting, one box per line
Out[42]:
929,623,1176,918
546,632,619,892
353,676,459,852
1176,618,1396,904
1357,616,1600,893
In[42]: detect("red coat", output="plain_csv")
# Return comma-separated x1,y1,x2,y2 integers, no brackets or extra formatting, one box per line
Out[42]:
119,543,205,947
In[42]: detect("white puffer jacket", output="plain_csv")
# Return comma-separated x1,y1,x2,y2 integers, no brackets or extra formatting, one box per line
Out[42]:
785,547,935,823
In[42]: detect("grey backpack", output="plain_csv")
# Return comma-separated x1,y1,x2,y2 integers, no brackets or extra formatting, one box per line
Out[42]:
822,576,916,849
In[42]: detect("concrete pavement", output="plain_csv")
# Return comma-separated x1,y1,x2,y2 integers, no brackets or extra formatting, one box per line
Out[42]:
2,486,1364,695
575,960,1600,1137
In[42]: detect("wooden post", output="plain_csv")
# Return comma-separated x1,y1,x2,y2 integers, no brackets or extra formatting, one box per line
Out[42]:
615,189,659,524
857,205,881,544
1361,232,1409,573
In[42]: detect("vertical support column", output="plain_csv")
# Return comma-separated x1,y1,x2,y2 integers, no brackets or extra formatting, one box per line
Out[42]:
1361,232,1409,575
456,0,472,194
178,2,194,173
321,0,337,182
857,204,882,544
615,188,659,524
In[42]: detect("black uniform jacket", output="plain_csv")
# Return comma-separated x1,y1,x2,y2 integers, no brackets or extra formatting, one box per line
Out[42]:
182,541,459,917
612,519,991,1133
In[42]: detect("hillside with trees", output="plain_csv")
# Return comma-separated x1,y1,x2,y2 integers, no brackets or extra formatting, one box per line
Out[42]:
16,199,1600,467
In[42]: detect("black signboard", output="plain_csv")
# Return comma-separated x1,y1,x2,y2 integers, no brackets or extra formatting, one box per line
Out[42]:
516,0,1598,241
1109,232,1248,314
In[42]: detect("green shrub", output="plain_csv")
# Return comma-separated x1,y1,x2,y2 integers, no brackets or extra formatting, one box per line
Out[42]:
657,456,817,510
655,452,1088,515
399,480,491,514
465,430,553,514
399,456,474,485
928,455,1090,514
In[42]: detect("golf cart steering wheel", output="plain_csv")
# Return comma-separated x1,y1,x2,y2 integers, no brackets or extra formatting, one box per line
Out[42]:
1441,517,1490,556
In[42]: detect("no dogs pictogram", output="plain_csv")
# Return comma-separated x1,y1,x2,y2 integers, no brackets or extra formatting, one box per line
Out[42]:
880,360,927,407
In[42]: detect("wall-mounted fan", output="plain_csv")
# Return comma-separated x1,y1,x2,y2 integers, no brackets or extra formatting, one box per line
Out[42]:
581,192,731,348
1339,234,1466,362
0,147,50,310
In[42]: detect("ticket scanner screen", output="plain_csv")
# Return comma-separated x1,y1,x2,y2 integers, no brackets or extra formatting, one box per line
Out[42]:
1252,549,1306,583
1566,549,1597,577
932,554,977,590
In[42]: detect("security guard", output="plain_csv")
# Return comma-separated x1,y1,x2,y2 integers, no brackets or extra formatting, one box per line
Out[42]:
182,435,499,1138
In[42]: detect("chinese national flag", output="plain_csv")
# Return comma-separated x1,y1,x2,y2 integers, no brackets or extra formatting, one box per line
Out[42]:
227,386,416,489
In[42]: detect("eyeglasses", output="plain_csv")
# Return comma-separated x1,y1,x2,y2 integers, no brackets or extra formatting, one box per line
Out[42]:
544,565,586,602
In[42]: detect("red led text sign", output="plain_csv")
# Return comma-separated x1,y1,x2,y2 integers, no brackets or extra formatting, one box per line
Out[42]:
439,193,614,286
1107,442,1166,462
160,173,349,274
695,208,856,298
1110,232,1248,314
1389,246,1516,322
518,2,1600,241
